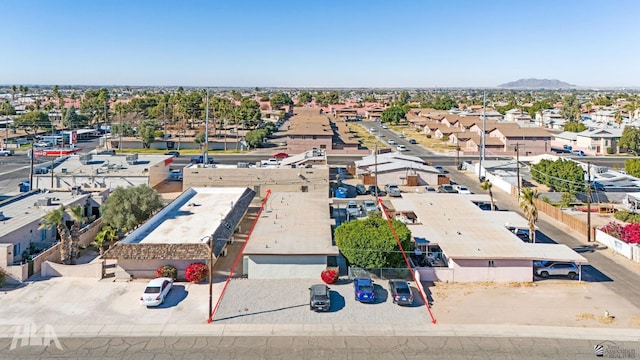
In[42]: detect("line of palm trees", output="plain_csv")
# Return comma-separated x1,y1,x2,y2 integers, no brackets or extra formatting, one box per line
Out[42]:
481,179,539,243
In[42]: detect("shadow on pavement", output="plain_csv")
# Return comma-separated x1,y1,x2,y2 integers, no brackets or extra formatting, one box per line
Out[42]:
213,303,308,321
327,290,345,313
370,284,388,304
150,285,188,309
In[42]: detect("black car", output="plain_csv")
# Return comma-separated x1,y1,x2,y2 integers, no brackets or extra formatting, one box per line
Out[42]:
408,139,417,144
355,184,367,195
388,279,414,306
437,184,458,193
165,151,180,157
367,185,386,196
309,284,331,311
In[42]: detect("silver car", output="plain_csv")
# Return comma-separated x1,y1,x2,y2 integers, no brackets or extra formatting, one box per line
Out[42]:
346,200,360,217
534,262,579,279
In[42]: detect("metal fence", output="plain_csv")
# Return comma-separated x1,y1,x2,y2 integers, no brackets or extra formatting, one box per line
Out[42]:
348,266,414,281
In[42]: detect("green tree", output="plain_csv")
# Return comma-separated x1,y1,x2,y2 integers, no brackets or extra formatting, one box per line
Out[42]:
100,185,164,233
526,100,553,118
519,187,540,243
236,98,262,129
625,159,640,177
381,106,406,125
80,88,110,124
244,128,268,148
619,126,640,155
270,92,293,110
561,94,580,121
335,217,412,268
480,180,495,211
560,192,574,208
14,111,51,137
194,131,206,146
39,205,72,264
298,91,312,104
136,120,159,148
0,100,16,115
63,107,90,129
563,121,587,132
432,96,458,110
531,159,585,193
11,85,16,100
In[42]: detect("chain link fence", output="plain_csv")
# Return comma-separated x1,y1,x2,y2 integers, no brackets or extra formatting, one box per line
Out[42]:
348,266,414,281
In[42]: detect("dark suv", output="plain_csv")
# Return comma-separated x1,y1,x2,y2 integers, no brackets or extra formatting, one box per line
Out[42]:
309,284,331,311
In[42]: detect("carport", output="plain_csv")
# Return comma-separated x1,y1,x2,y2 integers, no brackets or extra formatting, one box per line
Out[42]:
524,243,588,281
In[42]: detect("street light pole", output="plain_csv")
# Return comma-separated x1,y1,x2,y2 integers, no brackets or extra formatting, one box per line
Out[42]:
208,235,213,319
515,143,521,199
587,162,592,242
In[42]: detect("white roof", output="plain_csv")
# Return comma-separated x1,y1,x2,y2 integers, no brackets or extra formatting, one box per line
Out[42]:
244,192,338,256
368,160,439,174
523,243,587,263
0,191,91,238
123,187,254,245
355,152,425,168
391,194,585,261
42,154,172,177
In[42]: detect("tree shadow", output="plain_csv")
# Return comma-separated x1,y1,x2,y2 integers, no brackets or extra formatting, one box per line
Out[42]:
213,303,308,321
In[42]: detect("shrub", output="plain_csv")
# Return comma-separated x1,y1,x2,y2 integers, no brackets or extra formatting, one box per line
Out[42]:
600,222,624,239
606,147,615,155
621,223,640,244
0,267,6,287
614,210,640,224
320,268,339,284
156,265,177,280
185,263,209,283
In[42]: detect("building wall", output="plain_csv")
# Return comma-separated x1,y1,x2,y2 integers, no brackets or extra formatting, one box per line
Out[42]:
148,158,171,188
450,258,532,282
118,258,208,280
183,167,330,198
502,138,549,156
245,255,328,279
287,135,332,154
34,175,150,190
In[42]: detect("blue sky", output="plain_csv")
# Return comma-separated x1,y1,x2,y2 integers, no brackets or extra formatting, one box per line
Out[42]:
1,0,638,88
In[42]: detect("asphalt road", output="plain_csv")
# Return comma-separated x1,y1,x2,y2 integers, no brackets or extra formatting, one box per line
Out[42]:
2,335,636,359
448,166,640,310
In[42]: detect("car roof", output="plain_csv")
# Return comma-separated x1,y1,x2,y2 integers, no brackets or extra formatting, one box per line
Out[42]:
147,277,172,286
354,277,372,284
310,284,328,295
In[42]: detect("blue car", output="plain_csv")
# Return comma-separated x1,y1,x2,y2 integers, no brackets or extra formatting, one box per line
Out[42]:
353,277,375,302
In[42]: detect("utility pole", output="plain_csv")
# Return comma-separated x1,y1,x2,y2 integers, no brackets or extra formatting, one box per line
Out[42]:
515,143,521,199
374,144,379,200
29,142,34,191
208,235,213,320
587,162,592,242
204,89,210,165
479,90,486,181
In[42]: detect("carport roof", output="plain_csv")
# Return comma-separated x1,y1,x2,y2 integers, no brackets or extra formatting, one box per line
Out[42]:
523,243,588,263
391,194,586,262
244,192,338,256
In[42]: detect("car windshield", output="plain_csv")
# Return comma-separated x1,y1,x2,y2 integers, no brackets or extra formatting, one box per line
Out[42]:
357,283,373,292
144,286,161,294
312,286,328,297
396,287,411,294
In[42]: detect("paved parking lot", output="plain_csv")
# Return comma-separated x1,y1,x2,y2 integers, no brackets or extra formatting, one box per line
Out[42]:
1,275,638,331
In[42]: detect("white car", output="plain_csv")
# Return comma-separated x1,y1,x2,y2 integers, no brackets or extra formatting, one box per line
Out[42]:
362,199,378,212
398,134,405,138
346,200,361,218
381,124,388,129
388,139,396,145
396,145,407,151
455,185,472,195
140,277,173,307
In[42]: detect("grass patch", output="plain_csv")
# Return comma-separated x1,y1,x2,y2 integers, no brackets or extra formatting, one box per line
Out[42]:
598,315,616,324
576,313,595,321
347,124,389,150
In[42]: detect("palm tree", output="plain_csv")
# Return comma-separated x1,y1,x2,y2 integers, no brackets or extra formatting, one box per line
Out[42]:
11,85,16,100
92,225,118,256
519,187,540,243
480,180,495,211
67,205,87,263
39,205,72,264
614,110,623,126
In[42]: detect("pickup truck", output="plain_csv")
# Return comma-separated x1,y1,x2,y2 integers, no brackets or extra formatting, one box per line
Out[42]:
261,158,281,166
0,148,14,156
190,155,215,164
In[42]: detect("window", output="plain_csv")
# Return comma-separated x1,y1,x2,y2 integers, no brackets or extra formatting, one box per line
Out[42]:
41,229,47,241
488,260,495,267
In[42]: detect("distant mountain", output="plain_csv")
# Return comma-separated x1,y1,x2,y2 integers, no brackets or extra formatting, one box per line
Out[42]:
497,78,576,89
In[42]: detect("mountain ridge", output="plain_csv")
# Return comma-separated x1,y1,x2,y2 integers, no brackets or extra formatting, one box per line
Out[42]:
498,78,575,89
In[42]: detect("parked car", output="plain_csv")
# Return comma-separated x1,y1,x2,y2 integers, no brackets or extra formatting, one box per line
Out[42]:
408,139,417,144
190,155,215,164
396,145,407,151
309,284,331,312
169,169,183,181
437,184,458,193
278,141,287,146
424,186,437,193
368,185,385,196
346,200,361,218
0,148,14,156
434,166,445,174
140,277,173,307
385,184,401,197
362,199,378,213
165,151,180,157
388,279,414,306
534,262,579,279
353,277,375,302
355,183,367,195
33,142,52,148
571,149,585,157
454,185,472,194
272,152,289,159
